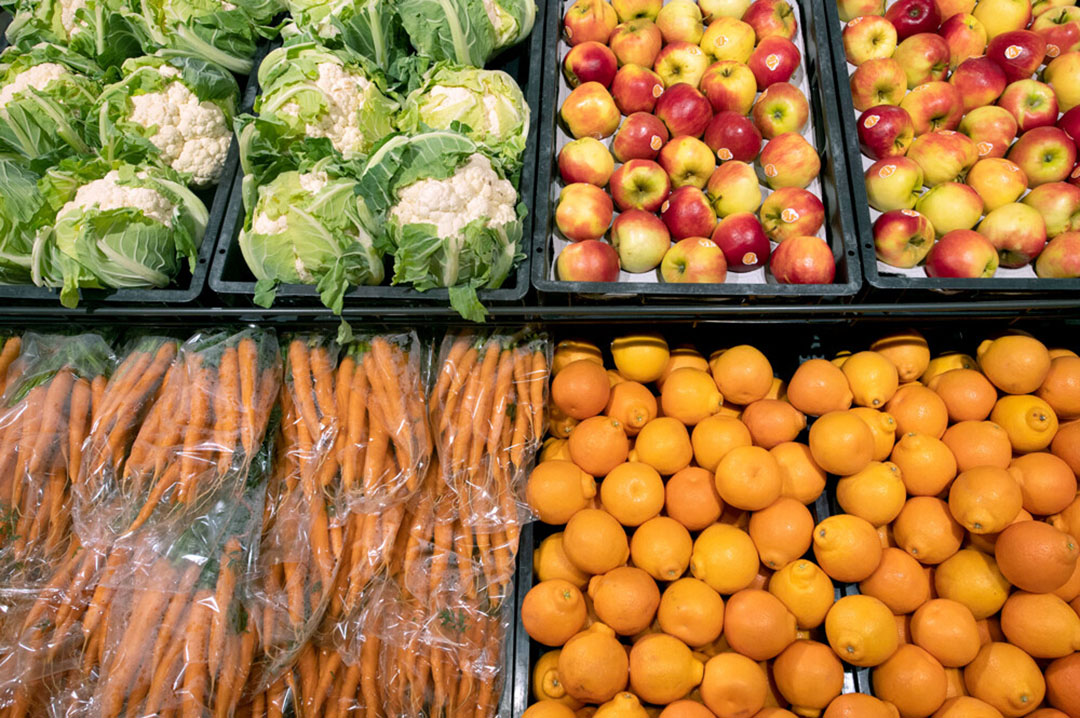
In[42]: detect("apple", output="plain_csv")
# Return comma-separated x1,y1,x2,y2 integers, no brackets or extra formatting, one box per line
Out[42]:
759,133,821,189
564,42,619,89
613,112,670,162
748,36,800,89
1034,0,1077,14
966,157,1029,210
986,30,1047,81
899,81,964,135
706,160,764,216
659,135,718,188
998,80,1059,134
556,183,614,241
703,111,763,162
700,60,758,114
751,82,809,139
959,105,1018,158
873,208,936,267
711,212,771,271
557,240,621,281
1035,231,1080,275
925,229,1000,276
950,56,1008,112
858,105,916,159
610,159,672,211
656,0,705,44
610,19,664,68
977,202,1048,266
611,209,672,272
1008,126,1079,185
850,58,908,111
759,187,826,241
935,0,977,20
843,16,899,67
1045,51,1080,111
661,237,730,281
865,156,925,211
655,83,714,137
939,13,988,69
559,137,616,186
611,64,666,114
654,41,711,87
894,33,950,88
907,129,978,185
564,0,619,45
1061,105,1080,146
561,82,621,139
1031,6,1080,56
915,181,985,234
973,0,1033,38
613,0,662,22
1023,181,1080,235
700,16,756,63
770,236,837,283
700,0,753,20
742,0,798,41
661,186,719,239
838,0,886,22
885,0,941,40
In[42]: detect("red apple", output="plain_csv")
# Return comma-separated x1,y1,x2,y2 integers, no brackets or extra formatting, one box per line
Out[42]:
556,183,614,241
865,156,925,211
1008,126,1078,185
998,79,1060,132
711,212,771,271
656,0,706,45
1035,231,1080,276
1058,105,1080,147
759,187,825,241
653,41,711,88
966,157,1029,210
703,110,763,162
564,0,619,45
986,30,1047,82
907,129,979,185
564,42,619,88
977,202,1048,266
759,132,821,189
660,237,730,281
747,36,800,90
700,60,758,115
610,158,672,211
858,105,916,159
612,112,670,162
659,135,718,188
752,82,809,140
939,13,988,69
610,19,663,68
900,81,964,135
850,58,909,112
843,15,900,67
950,56,1008,112
561,82,621,139
925,229,1000,276
611,209,672,272
1022,181,1080,235
894,33,950,88
959,105,1019,158
559,137,616,186
655,83,714,138
873,208,936,267
611,64,666,114
771,235,837,283
742,0,798,40
661,185,719,239
1031,6,1080,57
706,160,764,216
915,181,985,234
885,0,941,40
557,239,621,281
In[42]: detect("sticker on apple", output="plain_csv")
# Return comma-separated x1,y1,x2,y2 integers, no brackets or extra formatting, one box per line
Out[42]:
1048,45,1061,58
718,148,733,160
765,164,778,177
878,165,896,178
767,54,780,70
652,84,664,98
901,209,919,217
742,252,759,265
977,141,994,156
864,114,880,129
782,208,800,223
651,135,664,150
1005,45,1022,59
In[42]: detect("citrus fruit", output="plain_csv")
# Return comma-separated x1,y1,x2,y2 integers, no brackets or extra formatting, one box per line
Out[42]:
691,523,760,594
995,520,1079,593
1051,420,1080,474
635,417,693,475
910,599,981,668
893,496,965,565
859,547,933,615
836,461,906,526
935,549,1011,620
541,438,573,462
612,334,670,383
1050,495,1080,542
699,652,768,718
663,368,724,425
629,633,706,705
658,577,725,648
886,384,949,438
658,701,716,718
1046,653,1080,717
559,623,630,703
990,395,1059,453
710,345,774,406
715,446,782,511
772,640,844,716
554,359,613,420
808,411,875,476
659,347,711,389
813,514,883,582
533,650,583,708
941,420,1013,472
691,415,753,472
977,334,1052,395
554,339,604,375
527,460,597,524
594,692,649,718
601,462,665,527
564,509,630,575
931,697,1004,718
524,700,579,718
964,642,1046,718
849,407,899,461
606,381,658,436
666,467,725,531
825,594,899,667
740,399,807,449
922,352,979,384
889,432,957,496
1000,591,1080,659
1037,355,1080,420
947,467,1023,534
536,533,592,589
631,516,693,582
824,694,901,718
747,497,814,569
786,359,854,416
569,416,630,477
872,645,948,718
522,579,589,647
723,589,798,661
771,442,826,505
843,350,900,408
1008,452,1078,516
588,566,661,636
872,330,932,383
928,369,998,423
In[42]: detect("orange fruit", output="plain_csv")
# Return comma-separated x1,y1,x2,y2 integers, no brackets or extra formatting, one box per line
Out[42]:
931,697,1004,718
813,513,883,582
928,368,999,423
922,352,979,384
787,359,854,417
1025,711,1069,718
635,417,693,475
659,701,716,718
1051,419,1080,475
889,432,958,496
1009,453,1078,517
536,533,592,589
935,549,1011,620
849,407,899,461
991,395,1059,453
859,547,933,615
659,347,711,389
594,692,648,718
948,467,1023,535
808,411,875,476
824,694,901,718
836,461,906,526
995,520,1080,593
710,345,774,406
663,368,725,425
720,505,751,529
554,339,604,375
1037,355,1080,420
607,370,625,387
768,559,834,629
966,508,1033,554
772,640,844,716
715,446,783,511
896,613,913,645
606,381,659,436
909,598,981,668
533,650,584,708
976,616,1004,645
589,566,661,636
541,438,574,462
559,623,630,703
691,523,760,595
943,668,970,699
629,633,706,705
564,509,630,575
601,462,665,527
692,415,753,472
1053,558,1080,601
873,330,932,383
612,334,670,384
825,594,898,667
666,467,725,531
723,589,798,660
631,516,693,582
877,523,896,548
524,701,580,718
549,404,581,439
740,399,807,450
522,579,589,647
977,335,1052,395
894,497,965,565
771,442,826,505
941,421,1013,473
874,645,948,718
753,710,796,718
528,460,598,524
554,360,613,420
700,652,768,718
577,708,597,718
658,578,725,648
1049,494,1080,542
843,351,901,408
886,384,949,438
748,498,813,569
569,416,630,477
965,642,1046,718
1046,653,1080,717
1000,591,1080,659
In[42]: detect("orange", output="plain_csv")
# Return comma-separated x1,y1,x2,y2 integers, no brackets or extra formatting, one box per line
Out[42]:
606,381,658,436
658,578,725,648
896,613,912,645
589,566,661,636
825,594,898,667
554,360,613,420
554,339,604,375
843,351,901,408
995,520,1079,593
542,438,574,462
564,509,630,575
859,547,933,615
991,395,1059,453
607,370,625,387
692,415,753,472
659,347,711,389
948,467,1023,535
559,623,630,703
910,599,981,668
710,346,774,406
666,467,725,531
808,411,875,476
753,710,796,718
663,368,725,425
631,516,693,582
928,369,999,423
1037,355,1080,420
522,579,589,647
1046,653,1080,717
578,708,598,718
1025,711,1069,718
635,417,693,475
836,461,906,526
886,384,949,438
569,416,630,477
893,497,965,565
740,400,807,450
931,697,1004,718
813,514,883,582
524,701,579,718
977,334,1052,395
943,668,968,700
976,616,1005,645
700,653,768,718
1051,419,1080,475
715,446,783,511
965,642,1046,718
549,404,581,439
594,692,648,718
878,523,896,548
966,508,1033,554
723,589,798,661
659,701,717,718
873,645,948,718
629,634,706,705
873,330,932,383
766,376,786,400
768,559,834,629
612,334,670,384
536,533,592,589
691,523,760,595
935,549,1011,620
941,421,1013,472
770,442,826,505
1000,591,1080,659
787,359,854,416
747,498,813,569
922,352,979,384
601,462,665,527
849,407,899,461
1008,453,1078,516
772,640,844,716
1049,494,1080,542
528,460,598,524
1053,558,1080,601
720,505,751,529
534,650,584,708
823,694,901,718
890,432,958,496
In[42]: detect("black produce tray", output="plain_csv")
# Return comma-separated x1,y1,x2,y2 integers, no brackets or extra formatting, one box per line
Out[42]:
209,9,546,310
532,0,862,301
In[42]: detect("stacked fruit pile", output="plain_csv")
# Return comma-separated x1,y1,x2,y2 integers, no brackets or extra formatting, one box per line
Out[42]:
841,0,1080,278
518,330,1080,718
552,0,837,286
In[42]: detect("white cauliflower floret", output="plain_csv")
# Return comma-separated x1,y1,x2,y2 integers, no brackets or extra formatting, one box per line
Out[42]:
481,93,502,136
299,171,329,193
0,62,67,110
392,154,517,239
59,0,87,34
252,211,288,235
59,170,175,227
282,62,370,157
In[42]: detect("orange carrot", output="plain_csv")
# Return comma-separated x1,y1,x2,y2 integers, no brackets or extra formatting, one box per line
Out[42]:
180,588,213,718
342,361,368,492
208,537,241,682
0,336,21,387
67,377,91,483
178,360,213,505
27,368,74,479
237,337,259,456
90,375,106,424
215,346,241,475
12,384,46,509
309,345,336,435
288,341,321,442
530,350,548,441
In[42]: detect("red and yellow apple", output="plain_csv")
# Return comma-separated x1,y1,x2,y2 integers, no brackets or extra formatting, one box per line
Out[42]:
965,157,1029,210
703,110,763,162
899,81,964,135
752,82,809,139
1035,231,1080,276
1008,126,1078,185
700,0,753,21
564,0,619,45
986,30,1047,81
873,208,936,267
949,55,1008,112
771,235,837,283
611,209,672,272
561,82,621,139
958,105,1018,158
838,0,885,22
557,239,621,281
611,158,672,211
655,82,714,137
973,0,1032,39
700,60,758,114
1031,6,1080,57
1045,51,1080,111
559,137,616,186
1022,181,1080,235
742,0,798,41
556,183,614,241
998,79,1059,132
700,16,756,63
748,36,800,90
865,156,925,211
934,0,976,20
843,15,899,67
706,160,764,216
564,41,619,88
656,0,705,44
610,19,664,68
659,135,718,188
939,13,988,69
612,111,670,162
894,32,950,88
886,0,941,40
760,132,821,189
661,236,730,281
759,186,825,241
711,212,771,271
661,185,719,239
977,202,1048,267
611,64,666,114
612,0,662,22
907,129,978,185
654,41,711,87
850,58,908,111
915,181,985,234
924,229,1000,276
858,104,916,159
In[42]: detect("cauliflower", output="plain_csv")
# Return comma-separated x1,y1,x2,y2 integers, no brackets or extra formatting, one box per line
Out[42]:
59,170,177,227
59,0,88,34
391,154,517,239
0,63,68,110
281,62,371,157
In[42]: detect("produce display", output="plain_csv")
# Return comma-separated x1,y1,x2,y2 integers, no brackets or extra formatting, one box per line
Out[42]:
520,329,1080,717
839,0,1080,279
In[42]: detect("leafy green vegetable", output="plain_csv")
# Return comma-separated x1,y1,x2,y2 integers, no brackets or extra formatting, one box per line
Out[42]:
4,0,144,68
0,160,44,283
396,0,535,66
283,0,410,74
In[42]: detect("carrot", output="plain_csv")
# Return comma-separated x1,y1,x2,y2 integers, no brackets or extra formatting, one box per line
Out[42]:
312,648,342,717
150,368,189,484
251,691,266,718
19,540,81,637
177,360,213,505
42,455,68,555
237,337,259,457
143,594,195,717
530,350,548,441
27,368,74,479
214,626,256,718
152,559,202,670
310,345,337,435
12,383,46,509
104,342,177,462
455,522,476,600
437,344,479,438
180,588,213,718
297,641,318,718
370,339,412,467
95,348,149,428
215,346,241,475
432,337,470,416
90,374,107,424
209,538,241,684
309,498,333,600
332,663,362,718
67,377,91,482
342,361,368,492
288,340,321,442
360,629,380,718
125,462,181,533
509,350,530,469
0,408,23,502
0,336,22,387
334,354,355,463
